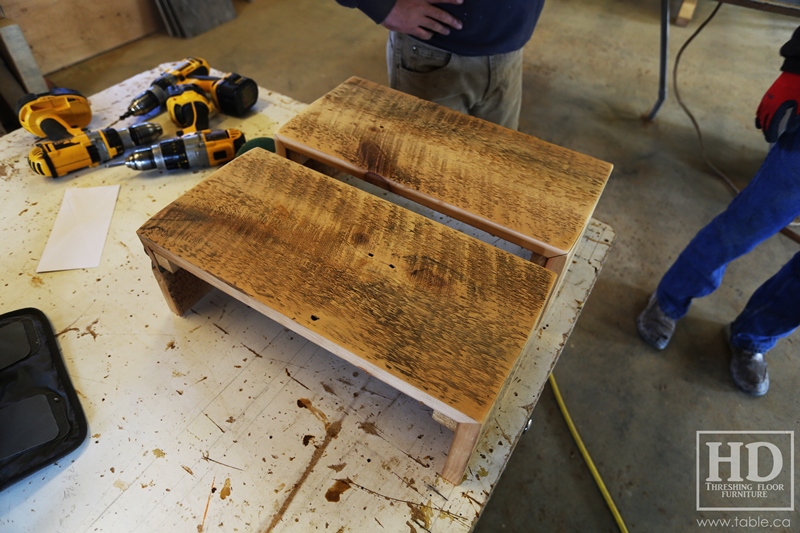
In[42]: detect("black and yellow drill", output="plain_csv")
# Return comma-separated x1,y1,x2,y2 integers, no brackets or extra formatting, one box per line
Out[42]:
122,59,257,133
163,72,259,133
17,88,163,177
119,57,211,120
28,123,163,178
109,129,245,172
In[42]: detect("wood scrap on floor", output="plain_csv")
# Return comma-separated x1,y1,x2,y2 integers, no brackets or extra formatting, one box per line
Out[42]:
675,0,698,27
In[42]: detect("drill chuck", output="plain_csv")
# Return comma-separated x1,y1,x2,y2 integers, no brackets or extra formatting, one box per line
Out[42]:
122,85,168,119
122,123,163,147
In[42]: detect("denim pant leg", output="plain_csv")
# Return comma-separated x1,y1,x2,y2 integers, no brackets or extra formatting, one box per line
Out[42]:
730,250,800,353
656,130,800,320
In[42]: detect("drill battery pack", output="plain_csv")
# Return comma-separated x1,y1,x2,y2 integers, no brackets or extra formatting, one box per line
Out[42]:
0,308,88,492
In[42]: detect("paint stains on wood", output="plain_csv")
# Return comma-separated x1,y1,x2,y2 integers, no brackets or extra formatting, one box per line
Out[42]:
297,398,329,428
407,500,433,530
241,343,262,358
220,478,232,500
80,319,100,340
264,419,342,532
302,435,315,446
30,275,43,287
286,368,310,390
182,465,194,475
324,478,351,502
152,448,166,458
358,421,379,436
327,463,346,472
56,326,79,337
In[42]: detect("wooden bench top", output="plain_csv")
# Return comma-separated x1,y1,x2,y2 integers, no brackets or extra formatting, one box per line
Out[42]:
137,149,556,425
274,76,613,258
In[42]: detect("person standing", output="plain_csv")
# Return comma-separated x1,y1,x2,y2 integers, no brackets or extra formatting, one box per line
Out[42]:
636,27,800,397
335,0,546,130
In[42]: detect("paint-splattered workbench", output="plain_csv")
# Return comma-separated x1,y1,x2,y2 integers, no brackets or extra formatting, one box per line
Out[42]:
0,66,614,532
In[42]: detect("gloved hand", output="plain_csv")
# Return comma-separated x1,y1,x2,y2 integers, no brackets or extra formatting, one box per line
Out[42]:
756,71,800,143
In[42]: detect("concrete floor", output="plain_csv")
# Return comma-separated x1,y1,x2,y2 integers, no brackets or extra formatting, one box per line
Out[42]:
48,0,800,531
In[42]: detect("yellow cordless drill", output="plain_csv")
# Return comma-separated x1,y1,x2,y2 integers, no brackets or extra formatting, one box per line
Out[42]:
119,57,211,120
164,72,259,133
109,129,246,172
17,88,164,177
28,123,163,178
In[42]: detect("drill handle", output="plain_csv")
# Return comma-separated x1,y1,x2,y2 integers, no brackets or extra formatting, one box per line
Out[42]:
39,118,79,141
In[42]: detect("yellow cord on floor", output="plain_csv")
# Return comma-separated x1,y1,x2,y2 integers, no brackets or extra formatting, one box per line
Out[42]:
548,373,629,533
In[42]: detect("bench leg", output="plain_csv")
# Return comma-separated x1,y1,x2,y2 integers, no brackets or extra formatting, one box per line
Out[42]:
142,245,212,316
440,422,482,484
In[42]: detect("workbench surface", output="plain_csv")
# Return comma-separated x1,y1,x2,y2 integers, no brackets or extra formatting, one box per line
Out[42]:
0,66,614,533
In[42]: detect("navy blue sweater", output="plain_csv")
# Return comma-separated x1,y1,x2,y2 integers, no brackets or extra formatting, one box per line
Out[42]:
336,0,545,56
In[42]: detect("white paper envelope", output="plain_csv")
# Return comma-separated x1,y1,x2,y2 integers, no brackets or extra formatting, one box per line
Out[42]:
36,185,121,273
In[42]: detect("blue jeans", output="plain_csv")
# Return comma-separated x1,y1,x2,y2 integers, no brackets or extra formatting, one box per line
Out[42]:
656,130,800,354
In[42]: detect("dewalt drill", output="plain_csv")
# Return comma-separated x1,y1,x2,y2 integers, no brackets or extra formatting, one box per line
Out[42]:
163,73,259,133
110,129,245,172
28,123,163,178
120,57,210,120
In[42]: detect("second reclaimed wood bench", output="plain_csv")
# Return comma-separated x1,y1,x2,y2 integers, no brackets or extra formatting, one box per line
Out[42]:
273,77,613,301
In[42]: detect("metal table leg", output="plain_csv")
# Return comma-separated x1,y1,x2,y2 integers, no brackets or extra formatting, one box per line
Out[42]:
647,0,670,120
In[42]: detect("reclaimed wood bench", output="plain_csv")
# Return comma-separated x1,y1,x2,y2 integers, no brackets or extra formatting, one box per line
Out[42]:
137,149,556,484
273,77,613,300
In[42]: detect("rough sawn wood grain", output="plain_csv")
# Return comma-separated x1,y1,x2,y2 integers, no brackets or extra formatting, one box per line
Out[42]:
274,76,613,259
137,149,555,427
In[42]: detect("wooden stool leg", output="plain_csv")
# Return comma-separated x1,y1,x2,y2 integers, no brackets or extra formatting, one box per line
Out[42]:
441,422,481,484
142,245,212,316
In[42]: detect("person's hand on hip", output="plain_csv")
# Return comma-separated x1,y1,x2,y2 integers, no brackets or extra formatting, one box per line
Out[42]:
382,0,464,40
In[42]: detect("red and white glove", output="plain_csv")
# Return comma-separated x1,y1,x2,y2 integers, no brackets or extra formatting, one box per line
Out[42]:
756,71,800,143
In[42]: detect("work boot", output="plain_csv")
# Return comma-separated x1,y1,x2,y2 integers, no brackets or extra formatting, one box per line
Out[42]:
724,324,770,397
636,292,676,350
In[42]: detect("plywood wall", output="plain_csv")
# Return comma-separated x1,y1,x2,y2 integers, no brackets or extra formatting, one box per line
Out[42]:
2,0,161,75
